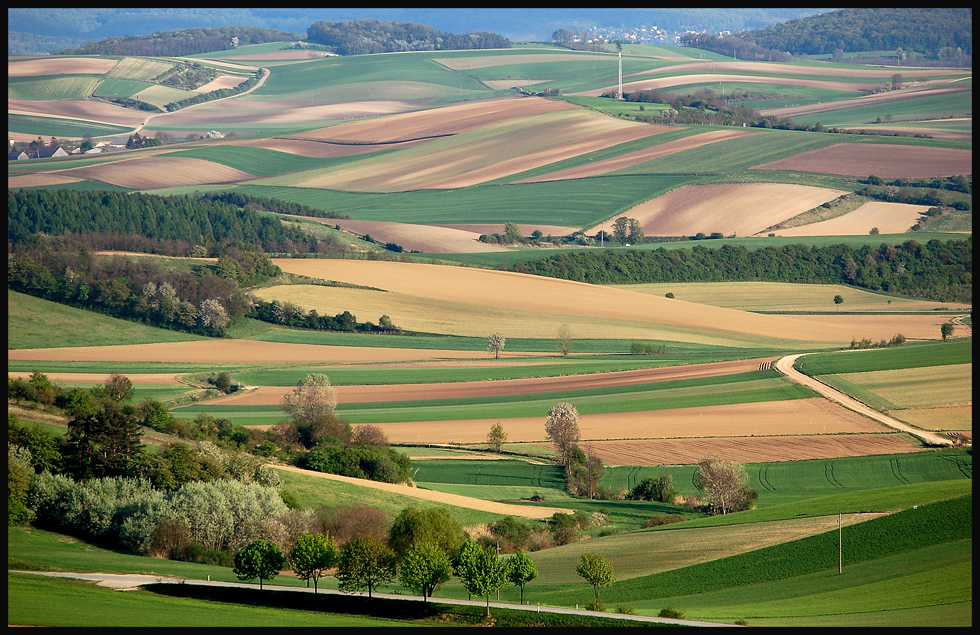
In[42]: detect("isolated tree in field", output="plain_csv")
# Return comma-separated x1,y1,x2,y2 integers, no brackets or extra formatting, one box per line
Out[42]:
628,218,644,244
378,314,395,333
941,322,955,341
451,540,484,600
693,456,749,515
576,552,615,606
336,534,397,598
399,541,452,602
487,422,507,453
290,533,336,593
281,373,348,446
507,549,537,604
545,402,580,468
557,322,572,357
458,543,509,617
233,539,286,590
833,294,844,311
612,216,631,245
487,332,506,359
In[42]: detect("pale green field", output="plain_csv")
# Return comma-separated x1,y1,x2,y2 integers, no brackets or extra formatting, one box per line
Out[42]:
106,57,176,81
612,281,971,312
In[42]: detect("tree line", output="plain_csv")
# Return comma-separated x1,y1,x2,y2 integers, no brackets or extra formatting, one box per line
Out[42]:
55,26,302,57
510,239,972,303
305,19,510,55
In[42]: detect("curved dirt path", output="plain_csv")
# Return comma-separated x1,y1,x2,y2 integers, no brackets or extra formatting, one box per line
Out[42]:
273,464,573,519
774,354,953,446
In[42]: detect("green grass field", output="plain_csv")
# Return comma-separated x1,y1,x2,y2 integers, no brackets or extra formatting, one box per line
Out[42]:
7,114,132,139
8,74,101,100
797,339,972,375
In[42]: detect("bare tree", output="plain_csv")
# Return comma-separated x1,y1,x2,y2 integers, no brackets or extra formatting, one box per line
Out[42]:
693,457,749,515
281,373,337,424
352,425,389,447
487,332,505,359
557,323,572,358
545,402,580,467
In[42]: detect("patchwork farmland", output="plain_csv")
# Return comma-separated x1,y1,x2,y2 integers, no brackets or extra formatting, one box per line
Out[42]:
8,14,972,629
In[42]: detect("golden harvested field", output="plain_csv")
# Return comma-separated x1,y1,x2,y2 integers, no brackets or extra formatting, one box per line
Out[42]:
8,57,119,76
518,128,761,182
324,219,510,253
774,201,928,236
587,183,848,237
576,434,921,466
326,398,888,446
7,174,84,189
267,259,954,345
6,372,185,386
612,281,971,312
55,156,256,189
833,364,973,410
290,95,579,143
890,406,972,433
193,74,248,93
753,143,973,178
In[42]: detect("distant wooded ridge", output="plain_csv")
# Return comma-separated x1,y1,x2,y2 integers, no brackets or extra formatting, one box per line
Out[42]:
55,26,302,57
305,19,510,55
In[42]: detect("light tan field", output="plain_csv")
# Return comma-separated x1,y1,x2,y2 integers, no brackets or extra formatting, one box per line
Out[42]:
276,107,672,191
55,156,255,189
156,99,417,128
628,60,950,81
322,219,510,253
434,223,581,237
289,95,580,143
266,259,955,345
8,57,119,76
6,372,185,386
8,174,84,189
7,98,147,128
217,51,336,61
587,183,847,237
890,405,972,432
194,75,249,92
577,433,922,466
753,143,972,178
6,340,547,365
774,201,928,236
517,128,760,183
210,358,769,406
834,364,973,410
612,281,971,312
328,398,888,446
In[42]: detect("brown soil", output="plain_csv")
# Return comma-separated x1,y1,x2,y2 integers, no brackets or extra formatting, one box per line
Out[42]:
753,143,972,178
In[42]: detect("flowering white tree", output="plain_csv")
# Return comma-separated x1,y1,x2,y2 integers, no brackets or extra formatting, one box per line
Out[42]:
487,332,505,359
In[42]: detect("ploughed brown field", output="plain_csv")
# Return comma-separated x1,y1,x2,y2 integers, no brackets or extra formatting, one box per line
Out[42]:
753,143,972,178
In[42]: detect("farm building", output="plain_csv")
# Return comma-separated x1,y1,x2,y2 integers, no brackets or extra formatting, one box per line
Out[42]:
8,150,28,160
35,147,69,159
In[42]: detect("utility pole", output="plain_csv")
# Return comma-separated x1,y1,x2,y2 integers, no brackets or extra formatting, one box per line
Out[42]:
839,511,842,574
618,50,623,100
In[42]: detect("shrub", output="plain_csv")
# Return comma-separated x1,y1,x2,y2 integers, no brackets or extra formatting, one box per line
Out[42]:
644,514,686,528
585,600,606,612
616,604,636,615
658,607,685,619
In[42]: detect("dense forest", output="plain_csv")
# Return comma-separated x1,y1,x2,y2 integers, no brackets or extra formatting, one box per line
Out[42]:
735,8,972,64
510,239,972,303
6,189,348,255
55,26,301,57
305,19,510,55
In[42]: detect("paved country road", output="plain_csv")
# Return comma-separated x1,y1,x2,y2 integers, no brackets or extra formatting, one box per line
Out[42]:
774,353,953,447
13,571,740,627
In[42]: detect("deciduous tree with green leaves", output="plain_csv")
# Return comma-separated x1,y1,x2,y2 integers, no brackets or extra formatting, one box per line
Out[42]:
336,534,397,599
233,539,286,590
458,543,509,616
576,552,615,605
291,533,336,593
507,549,537,604
399,541,452,602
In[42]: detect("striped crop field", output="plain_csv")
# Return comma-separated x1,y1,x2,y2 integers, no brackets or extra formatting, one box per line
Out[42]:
8,75,101,101
105,57,176,81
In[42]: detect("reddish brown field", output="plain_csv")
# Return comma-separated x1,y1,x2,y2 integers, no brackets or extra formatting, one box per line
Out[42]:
322,219,510,254
558,434,922,466
753,143,972,178
8,57,119,76
8,98,146,128
290,95,581,143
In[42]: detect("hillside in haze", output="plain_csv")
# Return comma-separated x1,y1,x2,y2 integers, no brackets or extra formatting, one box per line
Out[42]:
8,8,833,54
